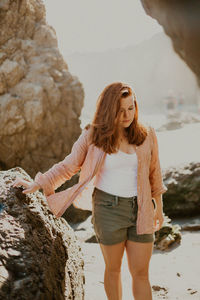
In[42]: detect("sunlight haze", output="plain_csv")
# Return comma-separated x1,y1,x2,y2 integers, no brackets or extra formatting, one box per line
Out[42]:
43,0,163,54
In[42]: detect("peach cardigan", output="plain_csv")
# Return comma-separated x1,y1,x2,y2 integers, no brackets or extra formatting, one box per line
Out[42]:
34,125,167,235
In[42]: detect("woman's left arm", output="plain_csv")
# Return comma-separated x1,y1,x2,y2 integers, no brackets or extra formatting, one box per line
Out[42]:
153,194,164,231
149,127,167,231
149,126,167,198
34,128,89,196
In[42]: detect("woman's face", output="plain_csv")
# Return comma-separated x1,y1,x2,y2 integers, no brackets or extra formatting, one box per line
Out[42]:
118,95,135,128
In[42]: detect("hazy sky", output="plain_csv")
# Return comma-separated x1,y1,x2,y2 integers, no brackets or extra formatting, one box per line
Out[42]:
43,0,163,54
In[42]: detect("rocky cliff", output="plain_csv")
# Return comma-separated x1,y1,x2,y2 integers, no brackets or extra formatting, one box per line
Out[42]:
140,0,200,84
0,0,84,177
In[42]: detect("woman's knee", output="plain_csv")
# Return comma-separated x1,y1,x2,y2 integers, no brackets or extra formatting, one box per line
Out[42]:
128,265,149,279
105,265,121,274
128,266,149,280
105,267,121,280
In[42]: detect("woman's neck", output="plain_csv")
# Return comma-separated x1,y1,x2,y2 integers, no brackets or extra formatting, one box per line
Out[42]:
118,127,127,140
118,131,129,146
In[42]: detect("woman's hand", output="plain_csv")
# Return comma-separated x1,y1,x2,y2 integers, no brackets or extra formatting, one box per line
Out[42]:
153,207,164,232
13,177,41,194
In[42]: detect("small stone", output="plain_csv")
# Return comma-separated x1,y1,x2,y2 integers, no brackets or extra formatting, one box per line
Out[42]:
191,291,197,295
152,285,167,292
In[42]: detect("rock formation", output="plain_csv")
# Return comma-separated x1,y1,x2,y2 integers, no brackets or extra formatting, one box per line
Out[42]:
140,0,200,84
0,0,84,177
154,214,181,251
0,167,84,300
162,162,200,217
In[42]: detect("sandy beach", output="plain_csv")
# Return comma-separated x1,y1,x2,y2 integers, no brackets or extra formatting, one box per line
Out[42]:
81,231,200,299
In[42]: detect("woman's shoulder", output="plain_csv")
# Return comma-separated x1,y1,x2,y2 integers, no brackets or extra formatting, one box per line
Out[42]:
82,123,93,145
139,122,155,148
145,123,156,142
142,123,157,150
140,121,154,136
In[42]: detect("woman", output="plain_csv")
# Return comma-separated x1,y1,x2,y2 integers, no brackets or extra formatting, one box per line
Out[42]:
13,82,167,300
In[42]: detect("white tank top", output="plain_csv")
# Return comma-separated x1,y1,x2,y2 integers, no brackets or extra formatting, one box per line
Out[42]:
94,150,138,197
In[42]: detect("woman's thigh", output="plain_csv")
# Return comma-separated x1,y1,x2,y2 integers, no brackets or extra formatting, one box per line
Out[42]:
125,240,154,276
100,241,126,271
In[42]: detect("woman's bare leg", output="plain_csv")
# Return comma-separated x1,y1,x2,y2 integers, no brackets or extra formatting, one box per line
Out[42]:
99,241,126,300
125,240,154,300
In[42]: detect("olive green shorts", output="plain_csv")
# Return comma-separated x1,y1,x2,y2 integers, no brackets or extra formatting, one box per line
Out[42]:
91,187,155,245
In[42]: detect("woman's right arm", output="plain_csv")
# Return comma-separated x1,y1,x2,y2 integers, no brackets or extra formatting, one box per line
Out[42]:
13,128,90,196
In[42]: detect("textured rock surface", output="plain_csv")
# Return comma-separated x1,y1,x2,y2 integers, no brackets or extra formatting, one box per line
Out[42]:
0,0,84,176
163,162,200,217
140,0,200,83
154,214,181,250
0,167,84,300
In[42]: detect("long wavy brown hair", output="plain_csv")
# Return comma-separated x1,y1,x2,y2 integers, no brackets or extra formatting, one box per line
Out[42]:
85,82,148,154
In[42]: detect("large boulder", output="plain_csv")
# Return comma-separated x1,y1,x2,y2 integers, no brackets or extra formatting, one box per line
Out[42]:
163,162,200,217
140,0,200,84
0,167,84,300
0,0,84,177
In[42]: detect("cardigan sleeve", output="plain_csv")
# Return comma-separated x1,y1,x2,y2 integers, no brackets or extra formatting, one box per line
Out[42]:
149,126,168,197
34,128,89,196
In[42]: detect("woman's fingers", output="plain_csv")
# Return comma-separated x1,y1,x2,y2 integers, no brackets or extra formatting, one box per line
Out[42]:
13,177,40,195
13,178,30,188
13,178,22,187
13,178,20,187
22,188,31,194
154,218,159,229
153,210,165,231
153,216,163,231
